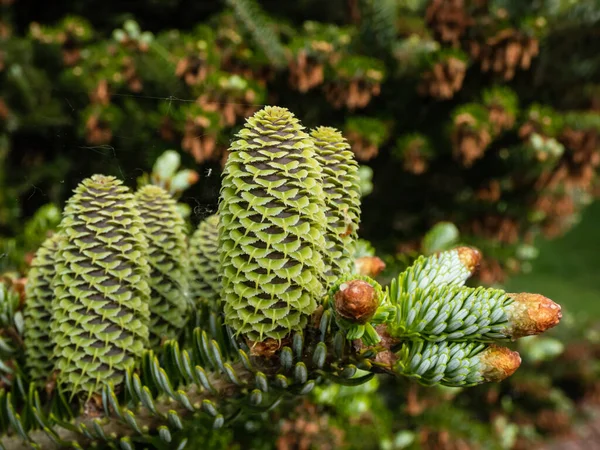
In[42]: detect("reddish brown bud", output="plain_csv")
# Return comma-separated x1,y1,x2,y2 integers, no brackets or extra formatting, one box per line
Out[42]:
334,280,379,324
354,256,386,277
479,345,521,382
246,336,291,358
506,293,562,338
455,246,482,274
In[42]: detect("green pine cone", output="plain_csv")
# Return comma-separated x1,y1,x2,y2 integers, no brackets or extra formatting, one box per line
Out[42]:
189,214,221,308
24,233,64,384
52,175,151,397
135,185,189,347
219,106,327,341
310,127,361,283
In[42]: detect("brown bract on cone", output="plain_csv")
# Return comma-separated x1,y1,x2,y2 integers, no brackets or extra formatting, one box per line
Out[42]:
419,428,473,450
534,194,576,238
505,293,562,338
469,29,539,81
324,77,381,110
85,114,112,145
181,115,217,164
475,179,502,203
346,130,380,161
334,279,379,324
175,56,208,85
451,113,492,166
425,0,473,47
403,146,430,174
288,50,324,92
61,34,81,66
120,56,142,92
354,256,386,278
197,88,257,127
89,79,110,105
479,345,521,382
418,57,466,100
487,104,515,134
559,127,600,189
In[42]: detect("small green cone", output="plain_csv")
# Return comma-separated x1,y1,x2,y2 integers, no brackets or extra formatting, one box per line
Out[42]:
24,233,63,384
135,185,189,347
51,175,150,398
189,214,221,309
310,127,361,284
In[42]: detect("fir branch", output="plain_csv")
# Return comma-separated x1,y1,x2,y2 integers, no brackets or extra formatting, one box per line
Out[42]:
0,363,251,450
357,0,398,55
225,0,287,68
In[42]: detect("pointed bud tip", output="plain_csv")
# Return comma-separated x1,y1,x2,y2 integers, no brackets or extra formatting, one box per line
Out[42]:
456,246,482,273
480,346,521,382
355,256,386,277
507,293,562,338
334,279,379,324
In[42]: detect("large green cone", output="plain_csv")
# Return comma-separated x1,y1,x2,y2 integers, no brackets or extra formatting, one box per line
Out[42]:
51,175,150,397
219,106,327,341
189,214,221,309
310,126,361,283
24,233,63,384
135,185,189,348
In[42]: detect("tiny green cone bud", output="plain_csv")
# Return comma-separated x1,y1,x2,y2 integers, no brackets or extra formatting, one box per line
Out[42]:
334,279,379,324
170,169,200,194
505,293,562,338
478,345,521,382
153,150,181,181
310,126,361,282
135,185,190,347
189,214,221,308
455,246,482,274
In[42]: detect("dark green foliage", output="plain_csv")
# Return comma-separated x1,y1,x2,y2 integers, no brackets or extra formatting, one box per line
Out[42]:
225,0,287,67
311,127,361,283
219,106,327,341
189,214,221,308
357,0,398,55
1,0,598,285
0,168,564,448
135,184,189,348
23,233,63,384
51,175,151,397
